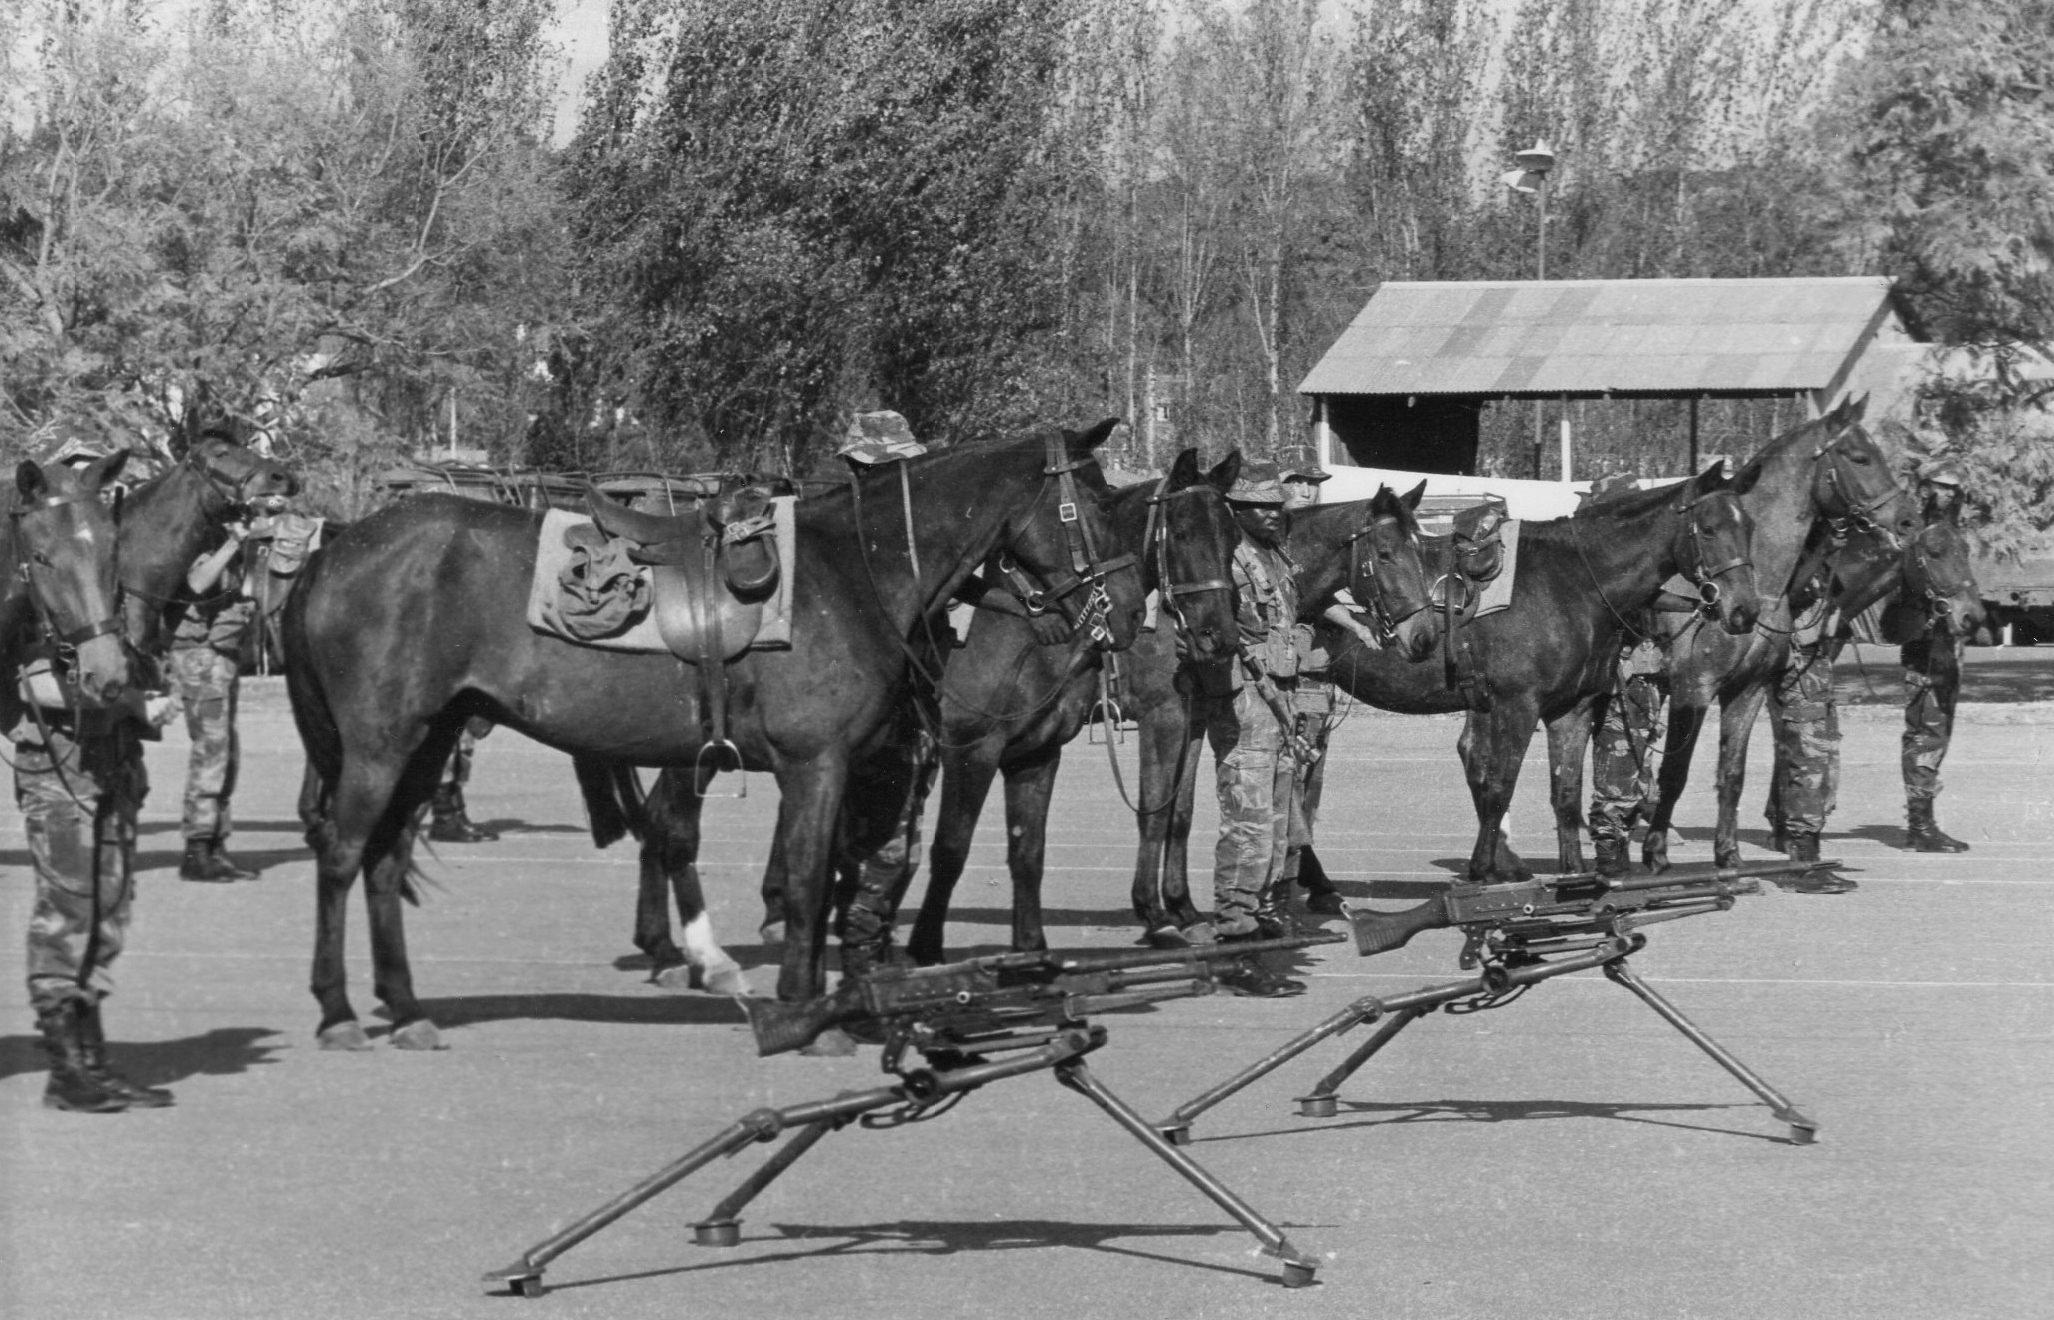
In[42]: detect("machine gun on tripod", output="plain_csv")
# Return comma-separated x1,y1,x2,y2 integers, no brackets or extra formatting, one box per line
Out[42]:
1153,859,1834,1148
486,932,1341,1298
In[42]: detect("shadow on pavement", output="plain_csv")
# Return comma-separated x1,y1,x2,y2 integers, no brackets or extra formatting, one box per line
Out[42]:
0,1025,286,1086
133,844,312,873
527,1218,1286,1295
412,992,747,1030
1220,1096,1793,1147
135,819,309,836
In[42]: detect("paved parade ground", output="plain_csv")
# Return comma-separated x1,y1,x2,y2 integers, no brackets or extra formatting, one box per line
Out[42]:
4,661,2051,1320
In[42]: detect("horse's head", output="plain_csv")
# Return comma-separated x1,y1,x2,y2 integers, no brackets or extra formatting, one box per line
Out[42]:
1673,461,1762,636
1905,521,1985,640
13,455,133,705
186,431,299,510
1803,396,1921,548
1347,479,1437,662
997,419,1147,652
1148,448,1241,664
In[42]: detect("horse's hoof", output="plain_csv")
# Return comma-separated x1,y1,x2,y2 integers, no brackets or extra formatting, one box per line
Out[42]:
1143,925,1190,949
391,1019,446,1051
701,962,750,997
758,922,785,950
799,1028,859,1058
317,1020,374,1052
652,963,698,990
1180,921,1218,946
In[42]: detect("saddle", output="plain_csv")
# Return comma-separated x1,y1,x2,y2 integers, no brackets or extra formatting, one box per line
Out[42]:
1439,500,1511,712
1449,503,1507,585
582,481,791,769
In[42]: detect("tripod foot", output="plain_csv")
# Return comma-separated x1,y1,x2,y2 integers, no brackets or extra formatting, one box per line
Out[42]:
1156,1122,1192,1146
483,1262,546,1298
1280,1260,1319,1289
1295,1095,1337,1119
1783,1114,1820,1145
693,1219,743,1247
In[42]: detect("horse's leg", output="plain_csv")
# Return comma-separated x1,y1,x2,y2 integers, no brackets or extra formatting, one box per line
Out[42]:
647,766,747,996
1714,683,1772,868
1642,701,1707,873
759,801,790,948
1002,747,1062,954
364,740,457,1049
307,756,402,1049
630,769,688,972
908,748,998,966
1546,697,1596,874
773,758,851,1003
1460,700,1540,883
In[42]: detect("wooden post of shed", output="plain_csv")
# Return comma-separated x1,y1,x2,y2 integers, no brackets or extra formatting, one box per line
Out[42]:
1688,396,1699,472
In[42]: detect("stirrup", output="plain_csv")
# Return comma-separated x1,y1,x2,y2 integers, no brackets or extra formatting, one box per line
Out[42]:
694,739,747,799
1088,695,1126,745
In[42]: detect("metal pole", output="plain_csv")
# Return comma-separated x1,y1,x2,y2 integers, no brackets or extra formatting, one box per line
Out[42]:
1531,173,1549,479
1689,396,1700,472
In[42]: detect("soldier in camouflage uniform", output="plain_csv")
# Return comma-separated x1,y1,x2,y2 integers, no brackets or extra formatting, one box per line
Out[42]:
1763,562,1856,889
171,499,259,881
429,723,498,843
1901,460,1970,852
16,429,177,1111
1192,461,1306,997
1589,636,1667,875
1277,456,1345,917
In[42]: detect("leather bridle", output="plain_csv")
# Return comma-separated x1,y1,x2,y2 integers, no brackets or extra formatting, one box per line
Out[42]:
13,491,126,661
1343,506,1432,647
1139,476,1233,646
1673,486,1757,615
1811,424,1908,547
988,432,1140,647
1906,527,1978,634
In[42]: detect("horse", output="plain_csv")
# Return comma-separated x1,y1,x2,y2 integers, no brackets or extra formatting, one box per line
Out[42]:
1289,462,1763,887
606,446,1252,990
283,420,1148,1049
1554,407,1923,873
0,456,134,718
1099,482,1446,944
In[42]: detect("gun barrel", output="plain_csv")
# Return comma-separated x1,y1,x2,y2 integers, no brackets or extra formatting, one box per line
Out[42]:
1049,930,1343,975
1604,859,1834,895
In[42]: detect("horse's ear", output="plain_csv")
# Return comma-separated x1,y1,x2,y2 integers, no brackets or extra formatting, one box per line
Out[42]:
1823,395,1849,427
1168,447,1202,489
1070,418,1120,454
1206,449,1242,494
1401,478,1427,511
1696,460,1729,491
17,461,47,502
82,451,129,496
1728,456,1762,496
1845,392,1869,424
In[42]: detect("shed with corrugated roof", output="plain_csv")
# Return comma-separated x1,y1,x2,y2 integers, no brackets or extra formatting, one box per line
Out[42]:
1299,276,1919,475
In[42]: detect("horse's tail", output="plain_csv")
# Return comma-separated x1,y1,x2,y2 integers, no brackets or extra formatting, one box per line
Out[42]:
575,756,647,848
280,552,342,852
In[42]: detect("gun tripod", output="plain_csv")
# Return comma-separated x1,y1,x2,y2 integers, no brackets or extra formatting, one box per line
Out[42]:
1153,928,1819,1147
485,1022,1321,1297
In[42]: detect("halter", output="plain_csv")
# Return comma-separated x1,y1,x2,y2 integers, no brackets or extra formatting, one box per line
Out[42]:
1810,424,1907,544
989,431,1140,646
1342,507,1431,647
12,492,126,654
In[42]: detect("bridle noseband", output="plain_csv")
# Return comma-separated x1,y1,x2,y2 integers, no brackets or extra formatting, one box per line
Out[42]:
1811,425,1906,544
1674,487,1755,614
990,433,1140,646
1345,508,1430,647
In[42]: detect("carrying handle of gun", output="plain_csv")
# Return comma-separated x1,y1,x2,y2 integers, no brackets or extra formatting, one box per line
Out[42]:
1348,897,1449,957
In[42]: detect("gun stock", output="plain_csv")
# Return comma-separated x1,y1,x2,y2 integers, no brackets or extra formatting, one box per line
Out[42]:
1348,896,1449,956
741,984,865,1057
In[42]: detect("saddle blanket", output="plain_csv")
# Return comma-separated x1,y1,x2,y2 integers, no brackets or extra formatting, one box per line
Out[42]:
525,503,796,653
1471,520,1520,620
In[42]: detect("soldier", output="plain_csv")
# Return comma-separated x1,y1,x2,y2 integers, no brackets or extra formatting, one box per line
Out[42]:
1901,458,1970,852
16,428,177,1111
1192,461,1306,997
1763,552,1858,893
1277,454,1345,918
429,722,498,843
169,460,260,883
1580,473,1666,876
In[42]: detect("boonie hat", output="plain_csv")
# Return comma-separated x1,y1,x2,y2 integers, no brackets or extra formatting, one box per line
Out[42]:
1918,458,1964,487
1279,452,1330,484
1226,460,1287,506
26,418,116,468
836,410,926,465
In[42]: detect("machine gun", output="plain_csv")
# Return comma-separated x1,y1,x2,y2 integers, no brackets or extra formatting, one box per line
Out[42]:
1151,858,1834,1148
487,932,1342,1299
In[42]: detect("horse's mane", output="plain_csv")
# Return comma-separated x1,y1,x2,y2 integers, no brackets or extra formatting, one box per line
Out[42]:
1734,409,1847,487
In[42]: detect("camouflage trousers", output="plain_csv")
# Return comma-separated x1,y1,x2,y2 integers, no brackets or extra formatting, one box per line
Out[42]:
433,725,483,816
834,733,941,960
1766,643,1839,838
17,722,147,1011
1200,682,1295,937
170,644,240,842
1902,639,1961,805
1590,673,1667,844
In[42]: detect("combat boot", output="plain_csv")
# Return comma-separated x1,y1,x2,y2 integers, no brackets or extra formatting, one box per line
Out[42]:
1775,834,1858,894
428,803,498,844
1906,800,1969,853
1293,846,1346,916
1593,837,1630,878
1214,934,1306,998
77,1000,173,1108
179,839,237,882
35,1001,129,1113
208,840,258,881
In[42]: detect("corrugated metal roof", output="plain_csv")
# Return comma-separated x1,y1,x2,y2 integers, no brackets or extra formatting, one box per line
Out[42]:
1299,277,1903,398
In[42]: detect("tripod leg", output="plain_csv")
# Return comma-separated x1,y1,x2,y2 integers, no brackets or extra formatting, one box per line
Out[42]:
1605,959,1820,1144
1296,1006,1426,1118
1156,998,1383,1143
693,1119,837,1247
1056,1059,1321,1288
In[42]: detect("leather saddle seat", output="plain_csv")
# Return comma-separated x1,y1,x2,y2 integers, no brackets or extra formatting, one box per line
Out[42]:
1449,503,1507,585
584,482,786,663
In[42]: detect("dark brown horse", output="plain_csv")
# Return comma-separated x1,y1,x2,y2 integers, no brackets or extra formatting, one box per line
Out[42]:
0,456,134,718
1293,463,1763,886
1092,483,1445,944
606,447,1249,993
1551,408,1922,872
284,421,1147,1048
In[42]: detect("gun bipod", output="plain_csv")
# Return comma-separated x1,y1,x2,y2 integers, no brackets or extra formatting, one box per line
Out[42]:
485,1019,1321,1297
1154,929,1820,1147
